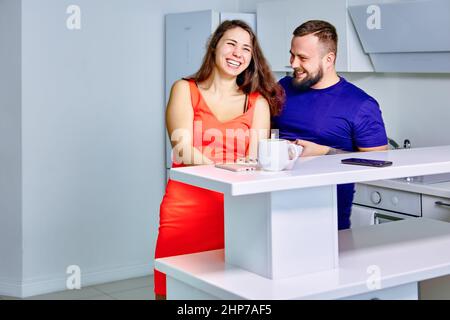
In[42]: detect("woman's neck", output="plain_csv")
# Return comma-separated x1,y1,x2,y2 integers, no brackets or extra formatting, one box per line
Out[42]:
200,69,240,96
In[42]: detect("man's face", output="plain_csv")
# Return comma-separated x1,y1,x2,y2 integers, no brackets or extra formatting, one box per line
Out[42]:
289,34,325,91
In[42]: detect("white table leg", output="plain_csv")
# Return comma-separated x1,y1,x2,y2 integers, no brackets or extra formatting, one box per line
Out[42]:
224,185,339,279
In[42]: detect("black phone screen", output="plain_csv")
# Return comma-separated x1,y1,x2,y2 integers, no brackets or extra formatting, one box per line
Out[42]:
341,158,393,167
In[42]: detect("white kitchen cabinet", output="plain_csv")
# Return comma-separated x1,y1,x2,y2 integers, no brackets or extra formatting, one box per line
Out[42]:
420,194,450,300
256,1,290,72
422,195,450,223
257,0,373,73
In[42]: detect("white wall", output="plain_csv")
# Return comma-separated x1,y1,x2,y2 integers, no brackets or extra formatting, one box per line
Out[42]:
20,0,161,297
342,73,450,148
0,0,23,296
1,0,240,298
238,0,285,12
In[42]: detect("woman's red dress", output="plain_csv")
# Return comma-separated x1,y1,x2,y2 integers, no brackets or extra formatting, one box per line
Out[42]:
154,79,259,295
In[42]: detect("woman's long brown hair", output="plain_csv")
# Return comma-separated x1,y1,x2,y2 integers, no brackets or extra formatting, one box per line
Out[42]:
192,20,284,116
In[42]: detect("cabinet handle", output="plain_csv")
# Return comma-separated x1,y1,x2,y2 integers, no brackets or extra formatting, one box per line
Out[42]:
434,201,450,207
435,201,450,208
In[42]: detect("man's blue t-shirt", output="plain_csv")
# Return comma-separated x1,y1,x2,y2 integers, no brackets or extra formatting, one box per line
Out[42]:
272,76,388,229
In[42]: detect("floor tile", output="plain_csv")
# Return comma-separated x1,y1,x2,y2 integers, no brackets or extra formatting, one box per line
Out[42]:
0,275,154,300
108,287,154,300
0,295,21,300
94,276,153,295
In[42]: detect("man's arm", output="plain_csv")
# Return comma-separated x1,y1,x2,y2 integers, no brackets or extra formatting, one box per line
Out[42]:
294,139,388,157
294,139,329,157
358,145,388,152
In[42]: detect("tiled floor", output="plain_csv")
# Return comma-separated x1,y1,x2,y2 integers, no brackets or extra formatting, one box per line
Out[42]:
0,275,155,300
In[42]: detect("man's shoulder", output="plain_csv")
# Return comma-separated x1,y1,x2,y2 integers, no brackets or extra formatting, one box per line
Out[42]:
339,77,376,104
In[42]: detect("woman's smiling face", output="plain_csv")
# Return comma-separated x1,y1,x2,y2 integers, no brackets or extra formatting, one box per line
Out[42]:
214,27,253,77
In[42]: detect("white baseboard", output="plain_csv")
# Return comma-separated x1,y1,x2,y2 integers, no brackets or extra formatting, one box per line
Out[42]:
0,262,154,298
0,277,22,298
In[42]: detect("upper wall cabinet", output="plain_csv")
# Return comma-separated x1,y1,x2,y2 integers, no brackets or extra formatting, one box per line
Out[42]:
257,0,374,73
349,0,450,73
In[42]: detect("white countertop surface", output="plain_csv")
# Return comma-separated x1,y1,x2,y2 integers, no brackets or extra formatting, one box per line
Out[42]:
155,218,450,300
171,146,450,196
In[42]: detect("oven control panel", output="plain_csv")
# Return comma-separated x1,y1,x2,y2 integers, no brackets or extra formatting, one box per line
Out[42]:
354,184,422,217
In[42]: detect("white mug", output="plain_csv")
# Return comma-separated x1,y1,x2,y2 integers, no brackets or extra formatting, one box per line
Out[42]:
258,139,303,171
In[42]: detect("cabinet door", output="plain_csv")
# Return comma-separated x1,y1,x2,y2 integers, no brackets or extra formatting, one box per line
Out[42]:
165,10,218,102
422,195,450,222
257,1,291,72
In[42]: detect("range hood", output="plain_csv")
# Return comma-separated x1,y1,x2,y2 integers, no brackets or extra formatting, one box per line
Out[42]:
348,0,450,73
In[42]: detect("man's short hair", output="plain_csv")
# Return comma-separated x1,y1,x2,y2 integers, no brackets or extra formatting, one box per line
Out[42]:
293,20,338,57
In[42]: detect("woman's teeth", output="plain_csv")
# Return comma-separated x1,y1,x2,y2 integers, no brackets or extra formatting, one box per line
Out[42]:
227,59,241,68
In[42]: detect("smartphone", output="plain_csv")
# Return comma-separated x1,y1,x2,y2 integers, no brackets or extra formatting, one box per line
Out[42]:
341,158,393,167
215,163,257,172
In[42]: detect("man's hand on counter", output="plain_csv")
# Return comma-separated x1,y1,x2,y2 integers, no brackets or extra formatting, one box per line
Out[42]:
293,139,330,157
293,139,388,157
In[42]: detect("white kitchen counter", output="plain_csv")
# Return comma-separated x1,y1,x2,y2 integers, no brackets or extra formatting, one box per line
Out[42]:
155,218,450,300
158,145,450,299
171,145,450,196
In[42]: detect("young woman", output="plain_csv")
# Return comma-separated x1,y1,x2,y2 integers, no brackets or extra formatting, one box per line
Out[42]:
154,20,284,299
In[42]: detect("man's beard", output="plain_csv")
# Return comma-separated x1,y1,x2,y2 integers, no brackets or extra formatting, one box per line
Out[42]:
291,67,323,92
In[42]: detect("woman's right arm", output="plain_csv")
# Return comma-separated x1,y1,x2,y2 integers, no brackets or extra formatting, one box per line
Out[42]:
165,80,213,166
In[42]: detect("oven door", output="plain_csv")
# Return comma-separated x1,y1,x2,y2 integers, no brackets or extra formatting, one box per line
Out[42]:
351,204,416,227
374,211,402,224
372,208,417,225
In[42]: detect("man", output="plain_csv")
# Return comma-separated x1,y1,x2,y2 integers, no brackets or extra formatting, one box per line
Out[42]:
272,20,388,230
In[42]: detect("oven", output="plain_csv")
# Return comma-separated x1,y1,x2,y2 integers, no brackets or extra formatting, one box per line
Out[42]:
352,183,421,227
